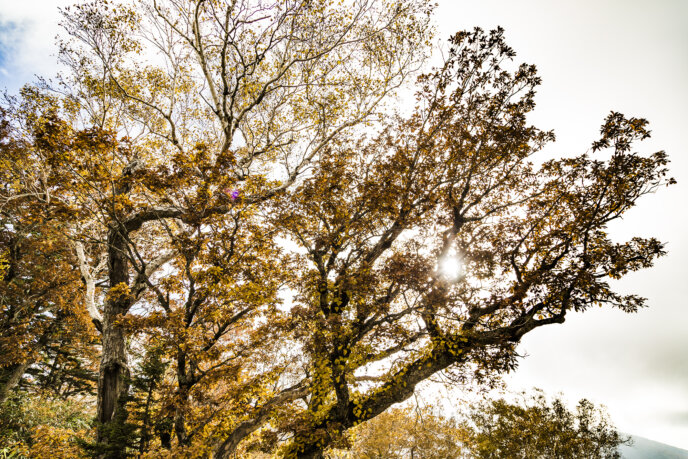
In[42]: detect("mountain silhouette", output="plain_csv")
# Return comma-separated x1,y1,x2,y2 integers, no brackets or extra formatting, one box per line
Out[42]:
621,435,688,459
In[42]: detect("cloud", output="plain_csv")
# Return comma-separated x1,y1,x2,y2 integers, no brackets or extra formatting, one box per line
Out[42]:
0,16,32,90
0,1,72,91
0,19,24,68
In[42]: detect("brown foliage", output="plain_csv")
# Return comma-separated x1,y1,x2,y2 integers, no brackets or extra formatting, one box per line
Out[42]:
0,2,672,458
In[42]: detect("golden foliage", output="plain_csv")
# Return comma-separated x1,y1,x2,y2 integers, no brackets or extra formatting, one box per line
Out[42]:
0,2,672,458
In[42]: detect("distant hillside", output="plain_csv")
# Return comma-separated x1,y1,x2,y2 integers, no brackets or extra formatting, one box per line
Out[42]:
621,435,688,459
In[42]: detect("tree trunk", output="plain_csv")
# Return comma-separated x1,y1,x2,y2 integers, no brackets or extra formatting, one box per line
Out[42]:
0,361,31,404
95,228,132,454
174,351,190,446
174,390,189,446
96,310,130,429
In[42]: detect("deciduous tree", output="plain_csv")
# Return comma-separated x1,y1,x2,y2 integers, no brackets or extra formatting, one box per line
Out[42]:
13,0,432,455
464,390,629,458
0,106,98,405
0,1,672,458
267,29,671,458
337,405,468,458
334,391,628,459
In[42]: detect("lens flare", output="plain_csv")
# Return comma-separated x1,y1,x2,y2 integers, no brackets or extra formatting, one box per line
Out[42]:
438,255,463,281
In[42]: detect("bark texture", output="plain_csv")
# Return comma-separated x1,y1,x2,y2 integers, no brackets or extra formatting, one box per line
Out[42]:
96,227,132,450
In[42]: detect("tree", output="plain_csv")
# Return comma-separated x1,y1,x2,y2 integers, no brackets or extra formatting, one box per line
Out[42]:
0,106,98,405
0,1,673,457
335,391,628,459
48,0,433,455
334,405,468,458
463,390,629,458
265,30,672,457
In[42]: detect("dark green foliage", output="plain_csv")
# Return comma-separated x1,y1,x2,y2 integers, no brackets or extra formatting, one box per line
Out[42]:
130,346,169,454
82,346,171,458
27,337,99,398
79,391,138,459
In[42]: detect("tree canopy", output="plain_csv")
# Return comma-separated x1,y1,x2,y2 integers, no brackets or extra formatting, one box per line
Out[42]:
464,391,629,459
333,390,628,458
334,405,468,458
0,0,673,458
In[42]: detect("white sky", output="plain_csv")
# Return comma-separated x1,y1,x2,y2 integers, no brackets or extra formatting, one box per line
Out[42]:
434,0,688,450
1,0,687,450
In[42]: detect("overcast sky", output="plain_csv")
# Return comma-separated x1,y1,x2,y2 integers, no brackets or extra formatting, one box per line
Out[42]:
1,0,687,450
434,0,688,450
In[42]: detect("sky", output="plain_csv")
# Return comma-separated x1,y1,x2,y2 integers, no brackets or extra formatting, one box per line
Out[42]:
1,0,687,450
434,0,688,450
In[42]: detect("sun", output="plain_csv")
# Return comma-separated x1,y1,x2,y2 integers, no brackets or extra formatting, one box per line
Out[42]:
438,254,464,281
